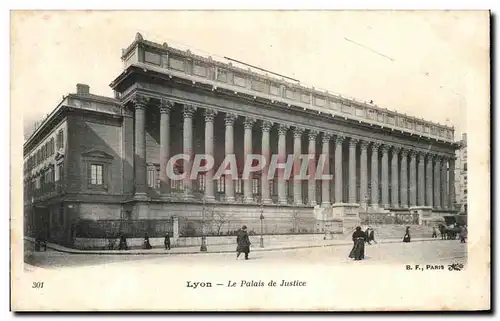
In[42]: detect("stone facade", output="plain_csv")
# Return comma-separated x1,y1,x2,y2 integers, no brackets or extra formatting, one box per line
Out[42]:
23,33,459,248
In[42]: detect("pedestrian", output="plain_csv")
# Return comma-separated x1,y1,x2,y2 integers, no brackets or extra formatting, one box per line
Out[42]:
348,226,367,261
164,232,171,250
118,234,129,250
143,233,152,250
459,225,467,243
236,225,251,260
432,226,438,238
368,227,377,244
403,226,411,243
365,227,371,245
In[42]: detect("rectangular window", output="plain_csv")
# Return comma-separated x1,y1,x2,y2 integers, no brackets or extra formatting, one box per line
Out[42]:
56,130,64,150
269,179,275,196
217,176,225,193
198,174,206,192
464,163,467,171
252,178,259,195
235,178,242,194
90,164,103,186
147,168,156,188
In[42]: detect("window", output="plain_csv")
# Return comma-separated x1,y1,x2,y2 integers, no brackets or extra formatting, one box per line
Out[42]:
57,164,63,182
269,179,275,196
147,165,160,189
198,174,206,192
252,178,260,195
217,175,225,193
56,130,64,150
235,178,242,194
50,138,55,155
464,163,467,171
90,164,104,186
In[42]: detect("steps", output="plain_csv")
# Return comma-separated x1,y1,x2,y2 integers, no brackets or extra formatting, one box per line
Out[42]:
342,224,435,240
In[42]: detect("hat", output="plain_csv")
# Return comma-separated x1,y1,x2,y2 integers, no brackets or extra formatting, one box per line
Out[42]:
241,225,247,230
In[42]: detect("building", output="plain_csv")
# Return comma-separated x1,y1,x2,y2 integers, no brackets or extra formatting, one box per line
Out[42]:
455,133,468,214
24,33,459,248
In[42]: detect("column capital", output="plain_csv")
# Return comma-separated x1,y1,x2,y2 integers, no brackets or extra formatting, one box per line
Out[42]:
371,142,381,151
323,132,333,143
204,109,218,122
132,93,149,110
262,120,273,132
401,149,409,157
334,135,345,145
160,99,174,114
183,104,196,118
441,160,447,168
293,127,304,138
349,138,359,147
381,144,391,153
425,153,434,161
244,117,256,129
409,150,418,158
225,113,238,126
278,124,289,135
391,146,401,154
308,130,319,140
360,140,370,150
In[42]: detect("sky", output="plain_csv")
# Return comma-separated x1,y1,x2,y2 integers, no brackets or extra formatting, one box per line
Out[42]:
11,11,489,141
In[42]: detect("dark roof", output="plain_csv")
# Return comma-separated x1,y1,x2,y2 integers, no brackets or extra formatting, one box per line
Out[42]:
67,93,121,106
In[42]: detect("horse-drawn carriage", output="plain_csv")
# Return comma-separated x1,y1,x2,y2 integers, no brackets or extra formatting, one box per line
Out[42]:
438,215,467,240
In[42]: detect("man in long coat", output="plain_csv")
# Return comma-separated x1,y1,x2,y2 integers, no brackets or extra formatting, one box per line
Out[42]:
236,225,251,260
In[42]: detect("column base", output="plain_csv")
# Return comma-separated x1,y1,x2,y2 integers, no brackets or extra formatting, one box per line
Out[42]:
321,202,331,208
244,197,254,203
294,201,303,206
134,193,148,201
262,198,273,205
278,199,288,205
159,194,172,201
226,196,235,203
309,201,317,207
204,195,216,202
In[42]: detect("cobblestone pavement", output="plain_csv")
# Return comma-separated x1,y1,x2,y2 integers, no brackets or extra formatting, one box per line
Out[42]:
25,239,466,270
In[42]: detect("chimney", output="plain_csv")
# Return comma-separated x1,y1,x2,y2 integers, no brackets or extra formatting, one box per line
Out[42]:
76,83,90,95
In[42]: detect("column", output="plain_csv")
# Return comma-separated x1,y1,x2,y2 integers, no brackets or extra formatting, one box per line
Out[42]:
243,117,255,203
449,157,456,209
425,154,434,208
321,133,332,206
418,152,426,206
359,140,369,208
400,149,408,208
409,151,417,207
308,131,318,206
133,94,147,198
159,99,173,196
370,143,380,207
348,138,358,204
334,135,344,203
434,156,441,209
182,105,196,197
261,121,273,204
225,113,237,202
278,124,289,205
293,127,304,205
204,109,217,201
441,158,449,210
391,146,400,208
381,145,390,208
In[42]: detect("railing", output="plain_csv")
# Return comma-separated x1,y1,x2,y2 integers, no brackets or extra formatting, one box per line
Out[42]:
359,213,420,225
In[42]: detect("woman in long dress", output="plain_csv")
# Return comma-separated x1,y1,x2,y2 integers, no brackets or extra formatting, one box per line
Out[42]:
403,226,411,243
236,225,251,260
349,226,367,260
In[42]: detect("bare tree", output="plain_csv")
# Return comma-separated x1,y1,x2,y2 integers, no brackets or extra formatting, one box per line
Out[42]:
209,207,233,235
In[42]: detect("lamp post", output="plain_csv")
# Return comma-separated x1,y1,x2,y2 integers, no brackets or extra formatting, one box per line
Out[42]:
259,203,265,248
200,197,207,252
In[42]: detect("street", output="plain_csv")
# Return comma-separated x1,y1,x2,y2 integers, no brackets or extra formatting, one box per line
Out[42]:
25,239,467,270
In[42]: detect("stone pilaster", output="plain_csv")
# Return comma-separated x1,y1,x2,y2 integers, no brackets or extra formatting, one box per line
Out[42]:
348,138,358,204
277,124,289,205
370,142,380,207
321,133,332,206
183,105,196,198
132,94,148,199
449,157,456,209
204,109,217,201
359,140,369,208
308,130,318,206
391,146,400,208
243,117,256,203
334,135,344,203
418,152,426,206
225,113,237,202
441,157,449,210
261,121,273,204
409,151,417,207
159,99,173,196
381,145,390,208
400,149,409,208
434,155,441,209
293,127,304,205
426,153,434,208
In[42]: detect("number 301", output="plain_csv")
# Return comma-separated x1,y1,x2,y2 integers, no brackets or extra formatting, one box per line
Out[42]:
32,282,44,289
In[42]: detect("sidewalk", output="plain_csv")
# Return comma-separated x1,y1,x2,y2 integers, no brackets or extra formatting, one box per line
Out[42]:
24,237,438,256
